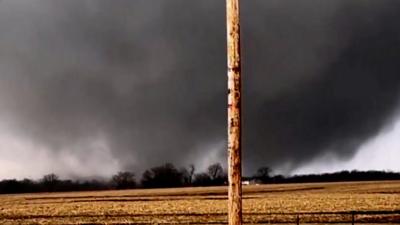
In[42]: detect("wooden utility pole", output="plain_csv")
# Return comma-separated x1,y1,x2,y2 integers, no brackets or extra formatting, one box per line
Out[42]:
226,0,242,224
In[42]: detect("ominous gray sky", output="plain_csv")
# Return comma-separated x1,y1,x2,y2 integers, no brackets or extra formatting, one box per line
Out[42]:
1,0,400,179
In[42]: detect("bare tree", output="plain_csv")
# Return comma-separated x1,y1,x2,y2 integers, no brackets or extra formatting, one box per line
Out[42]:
256,167,272,183
208,163,224,180
180,167,191,185
41,173,59,191
181,164,196,185
189,164,195,185
141,163,183,188
112,171,136,189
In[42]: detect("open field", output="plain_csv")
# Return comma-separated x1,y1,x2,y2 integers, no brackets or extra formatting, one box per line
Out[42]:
0,181,399,224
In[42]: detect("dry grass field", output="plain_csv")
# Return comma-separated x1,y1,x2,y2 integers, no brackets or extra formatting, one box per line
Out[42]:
0,181,399,224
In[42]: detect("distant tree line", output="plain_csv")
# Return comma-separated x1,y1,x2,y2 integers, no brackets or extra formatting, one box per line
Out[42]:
247,167,400,184
0,163,227,194
1,163,400,194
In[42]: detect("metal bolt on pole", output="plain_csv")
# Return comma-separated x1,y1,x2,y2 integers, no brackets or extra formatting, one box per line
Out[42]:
226,0,242,224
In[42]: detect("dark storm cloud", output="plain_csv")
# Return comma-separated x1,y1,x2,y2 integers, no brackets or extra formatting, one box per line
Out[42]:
243,1,400,172
0,0,400,176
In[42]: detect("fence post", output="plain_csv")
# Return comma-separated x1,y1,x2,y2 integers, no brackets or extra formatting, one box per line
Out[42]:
296,214,300,225
352,211,355,225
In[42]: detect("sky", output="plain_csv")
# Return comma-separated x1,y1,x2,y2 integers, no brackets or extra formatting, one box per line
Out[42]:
0,0,400,179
